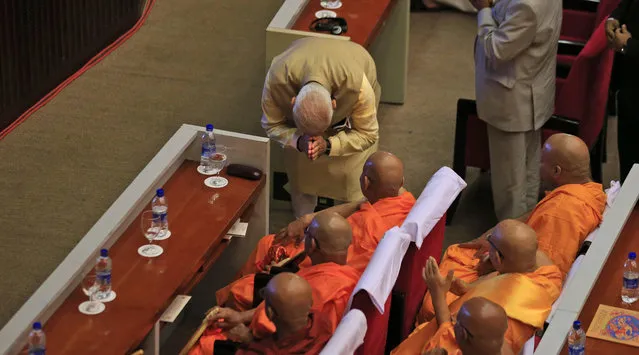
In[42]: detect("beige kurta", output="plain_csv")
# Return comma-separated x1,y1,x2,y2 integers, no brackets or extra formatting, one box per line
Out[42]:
261,37,381,201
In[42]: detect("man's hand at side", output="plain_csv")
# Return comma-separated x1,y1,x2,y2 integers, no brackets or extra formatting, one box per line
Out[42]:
470,0,491,11
613,25,632,52
606,18,621,43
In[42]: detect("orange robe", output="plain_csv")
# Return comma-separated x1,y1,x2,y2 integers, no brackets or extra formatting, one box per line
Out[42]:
250,262,360,339
526,182,606,275
217,192,415,309
393,265,563,355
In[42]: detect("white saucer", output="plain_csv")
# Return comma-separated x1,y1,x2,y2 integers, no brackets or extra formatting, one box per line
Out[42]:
204,176,229,189
197,165,221,176
320,0,342,9
99,290,117,303
315,10,337,18
154,229,172,241
79,301,105,315
138,244,164,258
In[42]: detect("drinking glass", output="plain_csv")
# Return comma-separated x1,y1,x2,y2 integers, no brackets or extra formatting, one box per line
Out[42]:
210,145,227,176
78,272,105,315
138,210,164,257
204,145,229,188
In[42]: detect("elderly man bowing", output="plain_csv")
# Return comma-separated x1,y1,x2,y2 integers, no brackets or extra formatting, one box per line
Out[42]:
261,37,381,217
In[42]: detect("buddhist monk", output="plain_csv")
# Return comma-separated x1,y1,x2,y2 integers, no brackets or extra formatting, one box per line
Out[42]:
417,134,605,320
217,151,414,309
400,220,562,354
189,273,333,355
261,37,380,218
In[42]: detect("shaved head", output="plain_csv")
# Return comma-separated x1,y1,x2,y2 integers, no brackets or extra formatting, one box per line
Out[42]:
455,297,508,355
360,151,405,203
541,134,592,190
312,212,352,253
292,82,333,136
263,273,313,331
490,219,538,273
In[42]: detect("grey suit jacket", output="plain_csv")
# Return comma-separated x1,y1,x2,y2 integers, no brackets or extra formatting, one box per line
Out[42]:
474,0,561,132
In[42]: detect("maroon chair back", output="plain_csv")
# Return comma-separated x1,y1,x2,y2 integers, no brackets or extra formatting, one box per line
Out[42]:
387,216,446,348
561,9,597,43
351,290,391,355
555,20,615,148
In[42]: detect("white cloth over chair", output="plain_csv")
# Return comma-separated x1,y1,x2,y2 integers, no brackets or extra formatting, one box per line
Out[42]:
319,309,368,355
605,180,620,207
401,166,467,248
519,334,536,355
347,227,411,313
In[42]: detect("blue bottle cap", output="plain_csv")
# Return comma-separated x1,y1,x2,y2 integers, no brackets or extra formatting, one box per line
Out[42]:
156,188,164,197
573,320,581,329
630,252,637,260
33,322,42,330
206,124,214,131
100,248,108,257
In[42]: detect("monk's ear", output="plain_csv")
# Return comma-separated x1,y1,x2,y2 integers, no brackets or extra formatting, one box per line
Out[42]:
363,176,371,191
553,165,562,176
291,96,296,106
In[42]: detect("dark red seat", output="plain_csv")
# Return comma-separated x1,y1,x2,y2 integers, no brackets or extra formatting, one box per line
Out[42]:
385,216,446,351
351,291,392,355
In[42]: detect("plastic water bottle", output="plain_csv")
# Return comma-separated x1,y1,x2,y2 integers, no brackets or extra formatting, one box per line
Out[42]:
567,320,585,355
152,188,169,237
27,322,46,355
95,248,112,300
622,252,639,304
200,124,216,172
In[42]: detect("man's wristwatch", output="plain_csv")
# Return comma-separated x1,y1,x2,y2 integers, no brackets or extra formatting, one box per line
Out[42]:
325,138,332,156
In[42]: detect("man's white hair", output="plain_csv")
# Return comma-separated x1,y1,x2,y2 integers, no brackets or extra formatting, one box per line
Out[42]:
293,82,333,136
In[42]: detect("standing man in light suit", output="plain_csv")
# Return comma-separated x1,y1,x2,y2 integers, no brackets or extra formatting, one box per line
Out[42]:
261,37,380,218
471,0,561,220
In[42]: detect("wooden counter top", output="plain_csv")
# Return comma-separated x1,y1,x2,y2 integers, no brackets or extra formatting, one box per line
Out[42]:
290,0,397,48
41,160,265,354
562,206,639,353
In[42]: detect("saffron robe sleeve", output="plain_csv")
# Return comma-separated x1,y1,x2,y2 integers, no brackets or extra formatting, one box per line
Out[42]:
526,182,606,275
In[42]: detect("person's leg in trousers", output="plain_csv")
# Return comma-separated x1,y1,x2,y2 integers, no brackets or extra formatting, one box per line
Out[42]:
290,189,318,219
487,124,529,220
524,129,542,211
617,88,639,183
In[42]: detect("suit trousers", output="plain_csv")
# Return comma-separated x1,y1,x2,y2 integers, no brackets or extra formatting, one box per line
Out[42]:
617,88,639,183
486,124,541,220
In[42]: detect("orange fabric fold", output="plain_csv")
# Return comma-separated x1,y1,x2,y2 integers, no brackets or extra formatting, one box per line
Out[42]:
250,262,360,339
394,266,563,355
217,192,415,309
526,182,606,275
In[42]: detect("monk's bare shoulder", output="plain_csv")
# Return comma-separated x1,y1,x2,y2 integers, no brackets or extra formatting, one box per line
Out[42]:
535,250,554,267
